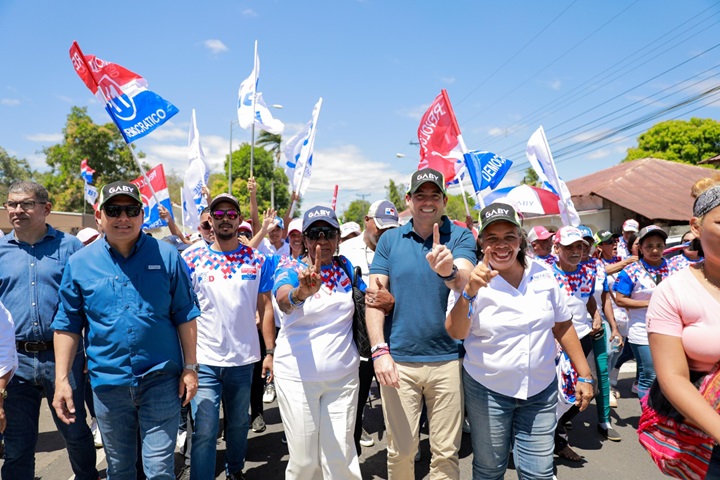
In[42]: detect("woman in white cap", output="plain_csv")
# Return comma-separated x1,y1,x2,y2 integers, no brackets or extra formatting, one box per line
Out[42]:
446,203,593,479
614,224,678,401
273,205,364,479
647,175,720,474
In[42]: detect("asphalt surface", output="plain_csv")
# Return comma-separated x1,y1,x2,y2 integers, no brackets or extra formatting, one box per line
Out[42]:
2,361,665,479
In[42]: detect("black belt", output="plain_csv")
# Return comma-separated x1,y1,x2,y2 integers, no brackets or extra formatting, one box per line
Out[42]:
16,340,53,353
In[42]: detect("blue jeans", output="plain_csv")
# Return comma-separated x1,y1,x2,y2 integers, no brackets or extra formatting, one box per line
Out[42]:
629,342,655,401
464,369,557,480
2,350,97,480
191,363,253,479
93,371,181,480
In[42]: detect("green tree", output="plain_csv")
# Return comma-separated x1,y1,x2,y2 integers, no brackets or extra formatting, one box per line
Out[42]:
165,170,183,206
255,131,282,164
521,167,540,187
42,106,145,211
0,147,35,197
445,193,476,221
623,117,720,166
213,143,292,214
385,179,405,208
343,200,371,225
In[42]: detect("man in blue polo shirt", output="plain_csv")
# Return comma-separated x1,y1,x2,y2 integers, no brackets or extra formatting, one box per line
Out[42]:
0,181,98,480
52,180,200,480
367,168,476,479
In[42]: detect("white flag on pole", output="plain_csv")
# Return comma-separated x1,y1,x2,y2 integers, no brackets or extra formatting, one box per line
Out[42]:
84,183,98,207
283,98,322,197
236,41,284,134
526,126,580,226
182,109,210,230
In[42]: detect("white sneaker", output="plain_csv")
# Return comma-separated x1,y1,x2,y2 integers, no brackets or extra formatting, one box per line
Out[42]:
176,430,187,451
263,383,276,404
609,390,618,408
609,368,619,387
359,428,375,447
90,417,103,448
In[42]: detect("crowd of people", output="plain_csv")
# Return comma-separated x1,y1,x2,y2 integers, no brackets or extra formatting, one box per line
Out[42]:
0,169,717,479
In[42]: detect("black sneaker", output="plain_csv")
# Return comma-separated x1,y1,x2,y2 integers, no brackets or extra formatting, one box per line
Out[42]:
227,472,246,480
597,425,622,442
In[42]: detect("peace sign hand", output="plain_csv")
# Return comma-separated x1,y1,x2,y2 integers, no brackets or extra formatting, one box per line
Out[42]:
297,245,323,299
425,223,454,277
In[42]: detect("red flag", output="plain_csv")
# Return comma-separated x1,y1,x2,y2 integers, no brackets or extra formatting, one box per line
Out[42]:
331,185,339,211
417,89,461,183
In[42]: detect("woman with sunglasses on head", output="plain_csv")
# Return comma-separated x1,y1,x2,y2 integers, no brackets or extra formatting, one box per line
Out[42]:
647,175,720,475
613,225,678,401
272,206,365,480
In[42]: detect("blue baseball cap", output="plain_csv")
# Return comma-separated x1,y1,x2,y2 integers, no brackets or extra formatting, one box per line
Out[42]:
302,206,340,231
577,225,594,240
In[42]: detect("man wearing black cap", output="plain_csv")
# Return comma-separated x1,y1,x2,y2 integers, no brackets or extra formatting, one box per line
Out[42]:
367,168,476,479
181,193,275,480
52,181,200,480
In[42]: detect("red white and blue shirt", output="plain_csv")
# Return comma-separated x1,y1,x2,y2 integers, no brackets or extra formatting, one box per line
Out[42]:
552,263,596,339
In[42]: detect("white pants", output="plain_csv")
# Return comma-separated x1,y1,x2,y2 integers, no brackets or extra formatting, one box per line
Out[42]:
276,372,361,480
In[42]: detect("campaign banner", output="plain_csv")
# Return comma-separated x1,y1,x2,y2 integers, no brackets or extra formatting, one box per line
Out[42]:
417,89,461,183
69,41,178,143
84,183,98,207
284,98,322,196
236,41,283,134
463,151,513,192
130,164,173,230
182,109,210,230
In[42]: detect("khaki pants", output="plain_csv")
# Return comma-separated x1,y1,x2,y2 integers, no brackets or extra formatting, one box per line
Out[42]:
380,359,463,480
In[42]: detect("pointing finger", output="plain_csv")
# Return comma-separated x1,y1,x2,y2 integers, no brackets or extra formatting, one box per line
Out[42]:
432,223,440,247
482,246,492,267
375,277,385,290
314,245,322,271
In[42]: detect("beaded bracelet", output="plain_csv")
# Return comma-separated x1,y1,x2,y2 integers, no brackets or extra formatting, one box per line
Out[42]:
371,347,390,361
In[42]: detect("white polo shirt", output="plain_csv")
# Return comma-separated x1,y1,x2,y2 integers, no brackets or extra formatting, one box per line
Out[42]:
338,234,373,284
182,244,273,367
258,238,290,257
448,260,571,400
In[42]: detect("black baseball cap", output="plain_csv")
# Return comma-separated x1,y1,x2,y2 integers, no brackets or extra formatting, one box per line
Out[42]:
98,181,142,209
479,202,522,232
408,168,446,195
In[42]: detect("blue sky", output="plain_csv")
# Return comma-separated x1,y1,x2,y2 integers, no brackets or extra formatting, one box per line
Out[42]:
1,0,719,214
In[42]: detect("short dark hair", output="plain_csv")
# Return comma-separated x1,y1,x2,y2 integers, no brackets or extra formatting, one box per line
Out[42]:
8,181,49,203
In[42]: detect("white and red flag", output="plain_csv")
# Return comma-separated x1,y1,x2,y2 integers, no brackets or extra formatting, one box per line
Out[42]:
417,89,463,184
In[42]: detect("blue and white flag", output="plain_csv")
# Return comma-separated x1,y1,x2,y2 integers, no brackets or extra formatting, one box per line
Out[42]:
182,109,210,230
84,183,98,207
131,164,173,230
463,151,513,192
283,98,322,196
526,126,580,226
236,41,284,135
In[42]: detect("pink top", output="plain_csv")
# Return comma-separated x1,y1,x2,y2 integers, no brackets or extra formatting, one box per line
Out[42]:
647,266,720,372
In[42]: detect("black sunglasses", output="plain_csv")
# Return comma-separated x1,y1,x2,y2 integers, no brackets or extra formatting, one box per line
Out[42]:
200,221,212,230
104,204,143,218
238,231,253,239
304,227,339,240
211,209,239,221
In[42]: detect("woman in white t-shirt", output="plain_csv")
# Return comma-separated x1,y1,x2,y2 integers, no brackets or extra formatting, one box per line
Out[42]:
647,176,720,475
445,203,593,479
272,206,362,480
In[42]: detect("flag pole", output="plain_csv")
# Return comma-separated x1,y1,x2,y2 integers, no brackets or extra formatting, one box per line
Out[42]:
249,40,258,179
126,143,161,206
440,89,476,216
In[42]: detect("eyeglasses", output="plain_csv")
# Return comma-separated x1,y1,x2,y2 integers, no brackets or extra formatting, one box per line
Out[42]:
200,221,212,230
304,227,339,240
211,210,239,221
3,201,46,211
104,204,143,218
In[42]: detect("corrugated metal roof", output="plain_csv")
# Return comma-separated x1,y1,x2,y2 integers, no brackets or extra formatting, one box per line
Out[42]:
566,158,717,222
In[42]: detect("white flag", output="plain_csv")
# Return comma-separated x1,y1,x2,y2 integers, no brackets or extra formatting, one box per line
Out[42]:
253,92,284,135
236,41,284,135
182,109,210,230
526,126,580,226
84,183,98,207
283,98,322,196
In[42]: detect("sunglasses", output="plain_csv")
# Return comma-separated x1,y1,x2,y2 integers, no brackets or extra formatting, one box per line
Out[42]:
304,227,339,240
211,210,239,221
104,204,143,218
200,221,212,230
238,231,253,239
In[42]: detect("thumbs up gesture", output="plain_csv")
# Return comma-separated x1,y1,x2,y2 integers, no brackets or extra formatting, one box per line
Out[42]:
365,277,395,315
425,223,454,277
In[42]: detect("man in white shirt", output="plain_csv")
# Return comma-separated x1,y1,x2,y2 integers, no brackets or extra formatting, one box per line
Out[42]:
181,193,275,480
258,217,290,256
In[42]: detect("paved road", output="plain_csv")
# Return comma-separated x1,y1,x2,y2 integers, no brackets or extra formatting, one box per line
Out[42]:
3,362,664,479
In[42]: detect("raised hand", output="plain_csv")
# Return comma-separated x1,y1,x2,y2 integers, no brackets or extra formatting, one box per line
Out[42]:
297,245,323,299
465,247,499,297
425,223,454,277
247,177,257,194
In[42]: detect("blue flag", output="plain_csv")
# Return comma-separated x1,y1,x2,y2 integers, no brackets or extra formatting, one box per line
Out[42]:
463,151,513,192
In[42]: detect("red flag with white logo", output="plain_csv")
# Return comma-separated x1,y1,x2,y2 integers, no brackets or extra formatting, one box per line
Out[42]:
417,89,462,183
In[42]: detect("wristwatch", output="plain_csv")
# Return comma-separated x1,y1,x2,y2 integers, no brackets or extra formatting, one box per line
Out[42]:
265,348,275,357
183,363,200,373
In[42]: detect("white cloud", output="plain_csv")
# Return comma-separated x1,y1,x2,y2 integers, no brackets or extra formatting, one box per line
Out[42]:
203,39,229,54
26,153,46,171
441,77,456,85
25,133,63,142
548,79,561,91
1,98,20,106
488,127,505,137
242,9,257,17
587,149,610,160
147,125,187,141
395,103,430,121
